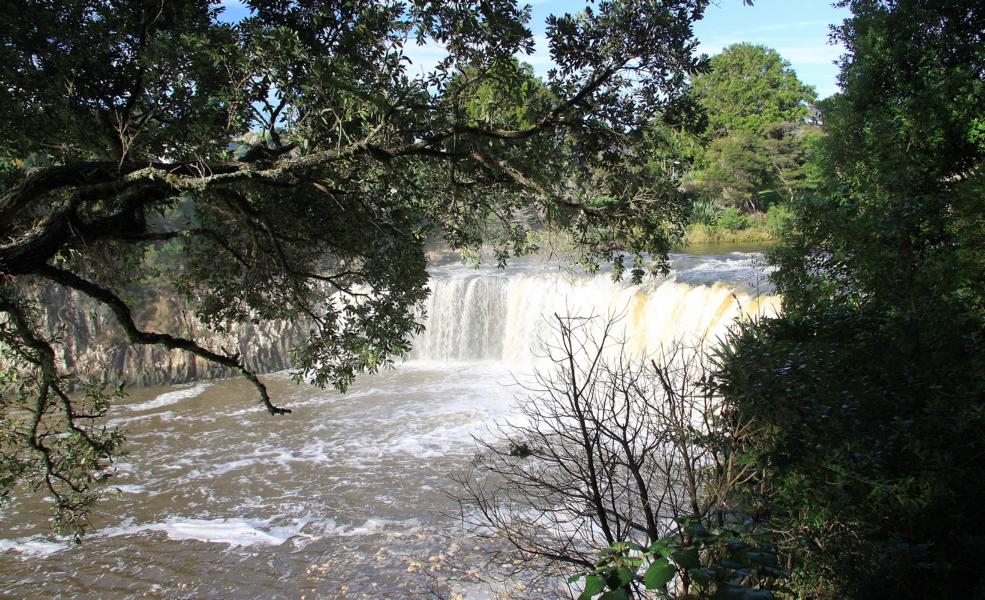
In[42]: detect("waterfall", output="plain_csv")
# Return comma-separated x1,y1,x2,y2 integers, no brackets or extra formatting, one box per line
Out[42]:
410,254,779,364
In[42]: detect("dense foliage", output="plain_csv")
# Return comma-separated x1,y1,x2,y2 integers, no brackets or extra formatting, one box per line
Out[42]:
0,0,710,533
716,1,985,597
688,44,819,214
691,43,815,138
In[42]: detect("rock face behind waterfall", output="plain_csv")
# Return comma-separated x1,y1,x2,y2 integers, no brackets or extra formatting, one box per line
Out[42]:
37,286,307,388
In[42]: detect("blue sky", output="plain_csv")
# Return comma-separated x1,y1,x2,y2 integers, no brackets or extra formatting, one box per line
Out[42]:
694,0,850,98
517,0,850,98
218,0,850,98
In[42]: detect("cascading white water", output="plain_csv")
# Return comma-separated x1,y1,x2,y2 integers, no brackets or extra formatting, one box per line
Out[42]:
411,253,779,364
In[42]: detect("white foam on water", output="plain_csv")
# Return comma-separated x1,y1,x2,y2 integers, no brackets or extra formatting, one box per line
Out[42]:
387,417,505,458
92,516,312,548
0,537,72,559
183,456,265,480
106,410,178,427
681,253,760,270
110,484,147,495
272,440,336,467
0,516,312,559
336,518,421,537
350,366,519,458
150,517,308,546
386,432,454,458
107,461,135,475
127,383,210,412
216,405,267,419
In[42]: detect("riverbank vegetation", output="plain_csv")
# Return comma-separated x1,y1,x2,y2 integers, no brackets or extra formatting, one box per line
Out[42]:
682,202,792,245
578,2,985,598
461,2,984,598
688,44,819,210
669,42,821,247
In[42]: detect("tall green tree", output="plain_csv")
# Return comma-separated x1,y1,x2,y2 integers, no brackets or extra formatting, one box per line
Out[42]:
690,43,818,212
0,0,710,533
715,1,985,597
761,121,824,204
694,130,772,211
692,43,816,137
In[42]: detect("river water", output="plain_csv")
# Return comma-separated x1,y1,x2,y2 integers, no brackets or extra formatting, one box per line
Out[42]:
0,251,777,599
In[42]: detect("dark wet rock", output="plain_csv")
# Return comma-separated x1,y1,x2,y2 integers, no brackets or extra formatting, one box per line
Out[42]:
508,441,532,458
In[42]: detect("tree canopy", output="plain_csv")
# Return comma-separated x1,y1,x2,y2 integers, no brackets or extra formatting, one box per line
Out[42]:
691,43,815,137
688,44,819,212
0,0,710,532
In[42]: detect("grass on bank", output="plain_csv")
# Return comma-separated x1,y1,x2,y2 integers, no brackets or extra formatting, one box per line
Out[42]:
686,221,772,244
684,202,793,245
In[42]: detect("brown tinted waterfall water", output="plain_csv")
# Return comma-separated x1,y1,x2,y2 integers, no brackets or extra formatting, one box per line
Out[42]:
0,252,778,599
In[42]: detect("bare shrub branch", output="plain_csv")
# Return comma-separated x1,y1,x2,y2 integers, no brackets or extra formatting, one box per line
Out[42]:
455,313,753,596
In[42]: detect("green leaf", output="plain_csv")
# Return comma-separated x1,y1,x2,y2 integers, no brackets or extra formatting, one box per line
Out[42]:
672,547,701,569
612,567,634,588
649,537,674,558
598,591,630,600
643,558,677,589
568,573,583,584
578,575,606,600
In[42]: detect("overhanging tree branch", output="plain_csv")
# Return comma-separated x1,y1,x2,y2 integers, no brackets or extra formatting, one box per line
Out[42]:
34,264,291,415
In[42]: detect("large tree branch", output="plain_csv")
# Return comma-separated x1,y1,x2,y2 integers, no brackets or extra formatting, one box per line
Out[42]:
0,183,169,275
1,60,625,231
469,151,547,196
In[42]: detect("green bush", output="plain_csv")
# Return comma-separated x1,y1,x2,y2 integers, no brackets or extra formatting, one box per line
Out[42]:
712,2,985,595
764,203,795,237
715,207,748,231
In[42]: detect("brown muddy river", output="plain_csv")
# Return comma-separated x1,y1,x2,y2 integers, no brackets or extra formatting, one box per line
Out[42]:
0,252,777,599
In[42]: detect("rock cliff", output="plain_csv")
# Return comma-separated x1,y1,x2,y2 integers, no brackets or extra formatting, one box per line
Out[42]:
38,286,307,387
